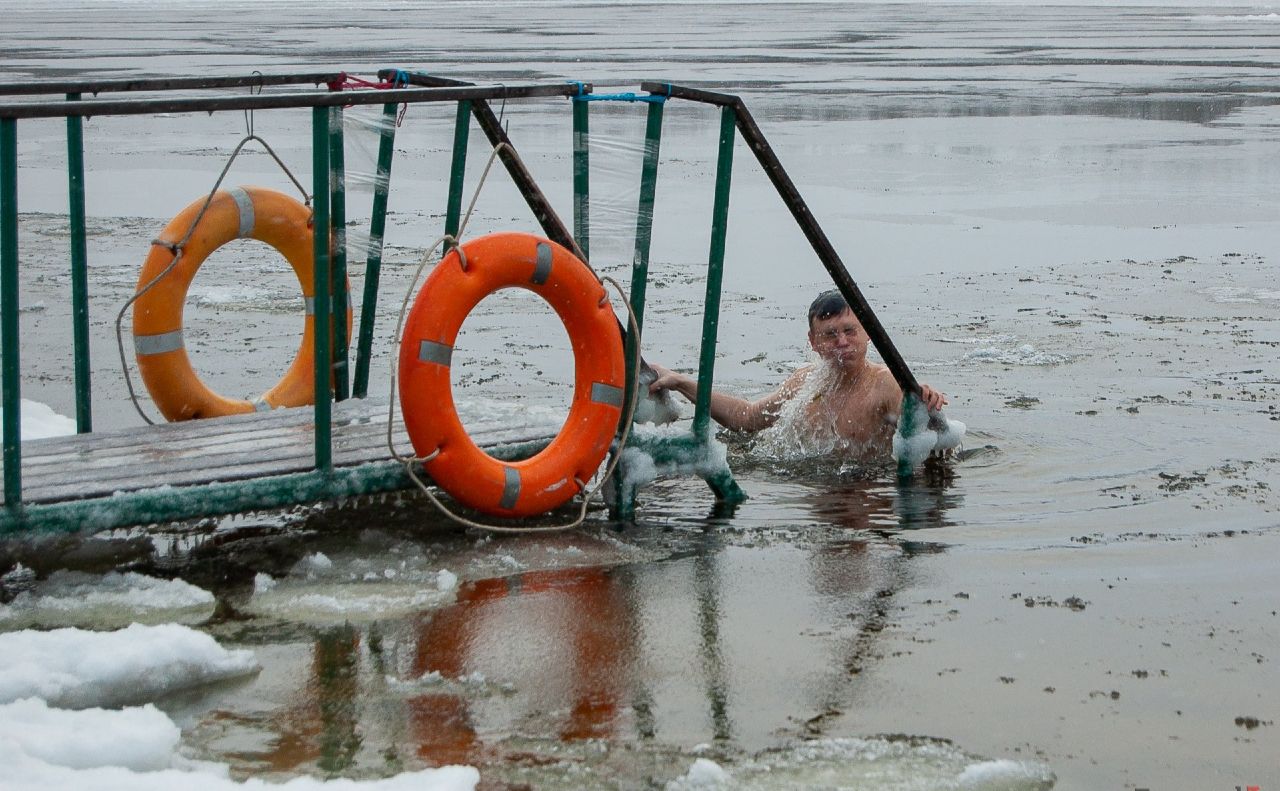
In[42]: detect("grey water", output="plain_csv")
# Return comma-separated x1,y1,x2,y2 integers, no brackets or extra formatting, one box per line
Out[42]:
2,1,1279,788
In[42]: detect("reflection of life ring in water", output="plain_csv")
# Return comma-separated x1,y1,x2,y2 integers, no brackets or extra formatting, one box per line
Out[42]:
132,186,351,421
397,232,625,517
408,566,633,762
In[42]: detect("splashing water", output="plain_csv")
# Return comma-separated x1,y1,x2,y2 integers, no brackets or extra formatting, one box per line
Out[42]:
750,359,870,463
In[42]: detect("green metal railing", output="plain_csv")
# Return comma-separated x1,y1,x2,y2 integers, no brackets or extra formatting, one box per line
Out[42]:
311,104,334,471
589,83,930,517
0,76,590,533
66,94,92,433
1,118,19,514
642,82,923,401
0,73,926,532
351,101,400,398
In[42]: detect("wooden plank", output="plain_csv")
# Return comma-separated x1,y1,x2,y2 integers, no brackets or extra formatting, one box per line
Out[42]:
10,398,563,505
19,413,556,480
24,425,562,504
17,398,562,467
19,403,322,459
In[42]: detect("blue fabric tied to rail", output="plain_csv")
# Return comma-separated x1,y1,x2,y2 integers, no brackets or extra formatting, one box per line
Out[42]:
569,82,668,104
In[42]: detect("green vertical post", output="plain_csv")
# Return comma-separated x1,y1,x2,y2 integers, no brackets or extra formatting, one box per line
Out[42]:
572,94,590,260
629,99,666,337
311,107,332,472
1,119,21,511
691,107,736,439
621,98,666,423
328,106,349,402
443,100,471,251
896,392,922,479
352,102,398,399
610,99,668,520
66,94,92,433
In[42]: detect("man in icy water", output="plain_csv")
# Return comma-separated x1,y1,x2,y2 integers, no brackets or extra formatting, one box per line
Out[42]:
647,289,948,459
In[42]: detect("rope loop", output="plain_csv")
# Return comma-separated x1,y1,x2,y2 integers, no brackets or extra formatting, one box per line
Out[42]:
117,131,310,425
419,448,441,464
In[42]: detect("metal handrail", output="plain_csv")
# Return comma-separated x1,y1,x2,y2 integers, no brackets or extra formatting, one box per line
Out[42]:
0,73,346,97
1,74,922,530
0,77,590,530
642,81,923,400
0,84,583,120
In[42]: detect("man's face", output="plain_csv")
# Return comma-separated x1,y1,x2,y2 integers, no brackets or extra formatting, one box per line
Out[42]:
808,308,868,368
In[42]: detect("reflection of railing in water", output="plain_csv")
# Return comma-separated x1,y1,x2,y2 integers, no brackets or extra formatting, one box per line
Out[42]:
229,529,928,773
0,72,926,533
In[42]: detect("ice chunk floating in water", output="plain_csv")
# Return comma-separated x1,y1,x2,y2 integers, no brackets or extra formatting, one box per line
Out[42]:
245,548,460,624
666,757,733,789
0,571,216,629
0,698,480,790
0,697,182,772
686,737,1055,790
0,623,259,709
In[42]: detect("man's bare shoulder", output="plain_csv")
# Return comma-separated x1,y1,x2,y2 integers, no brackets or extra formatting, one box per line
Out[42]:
867,363,905,403
867,362,898,387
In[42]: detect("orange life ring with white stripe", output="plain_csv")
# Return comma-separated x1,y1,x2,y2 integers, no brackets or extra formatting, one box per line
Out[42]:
397,232,625,517
133,186,351,421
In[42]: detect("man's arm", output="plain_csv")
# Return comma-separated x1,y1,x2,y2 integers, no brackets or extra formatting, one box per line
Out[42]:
648,364,806,433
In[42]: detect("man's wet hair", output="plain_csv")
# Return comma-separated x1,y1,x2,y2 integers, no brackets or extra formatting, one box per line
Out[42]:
807,289,850,328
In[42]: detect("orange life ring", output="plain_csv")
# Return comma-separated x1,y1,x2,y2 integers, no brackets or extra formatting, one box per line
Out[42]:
397,232,626,517
133,186,351,421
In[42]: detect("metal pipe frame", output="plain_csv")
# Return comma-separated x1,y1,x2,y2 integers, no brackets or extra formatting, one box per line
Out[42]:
572,95,591,260
328,105,350,402
642,81,923,399
619,98,666,430
1,119,20,512
0,73,346,97
66,94,93,433
1,73,917,530
1,75,588,532
691,106,737,440
351,102,399,398
443,99,472,250
383,71,589,262
311,107,333,472
0,83,587,121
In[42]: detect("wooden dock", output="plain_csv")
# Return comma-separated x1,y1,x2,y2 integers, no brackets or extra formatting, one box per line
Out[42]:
1,398,560,535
